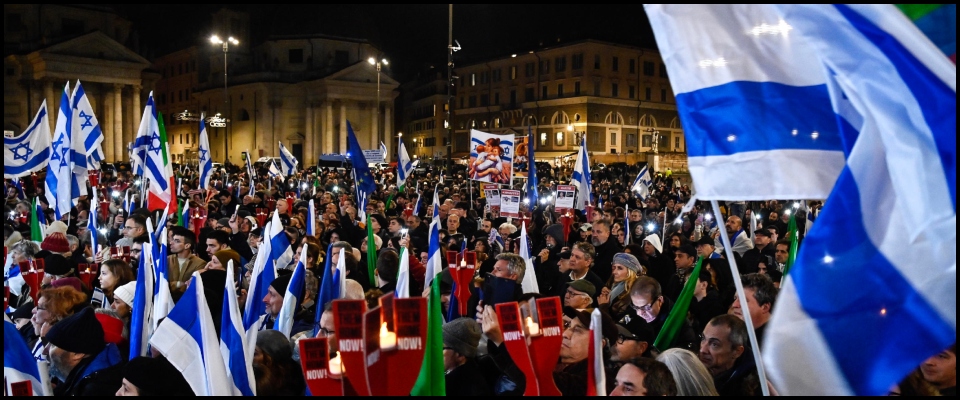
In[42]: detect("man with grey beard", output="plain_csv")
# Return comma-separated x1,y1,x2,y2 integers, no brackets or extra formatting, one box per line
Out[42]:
589,219,622,283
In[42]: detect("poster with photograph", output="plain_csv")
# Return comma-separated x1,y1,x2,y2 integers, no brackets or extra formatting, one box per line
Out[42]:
482,183,501,206
555,185,576,212
468,129,515,184
513,134,529,179
500,189,521,218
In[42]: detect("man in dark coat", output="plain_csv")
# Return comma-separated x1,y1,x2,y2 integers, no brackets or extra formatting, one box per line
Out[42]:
630,276,699,352
443,318,493,396
45,308,125,396
590,220,623,283
700,315,761,396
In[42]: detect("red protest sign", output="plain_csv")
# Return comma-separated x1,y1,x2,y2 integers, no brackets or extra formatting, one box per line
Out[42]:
528,296,564,396
384,296,427,396
332,299,368,396
496,302,540,396
298,337,343,396
363,307,388,396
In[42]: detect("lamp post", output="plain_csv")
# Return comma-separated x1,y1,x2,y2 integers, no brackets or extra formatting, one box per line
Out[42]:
368,56,389,153
397,131,403,161
210,34,238,160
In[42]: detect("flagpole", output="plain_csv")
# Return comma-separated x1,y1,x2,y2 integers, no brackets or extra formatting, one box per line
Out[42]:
710,200,770,396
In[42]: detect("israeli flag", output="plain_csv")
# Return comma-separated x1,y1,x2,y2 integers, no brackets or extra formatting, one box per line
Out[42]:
268,209,294,270
69,81,102,197
395,247,411,299
131,93,171,207
129,237,155,359
380,140,387,159
646,4,956,395
152,227,175,327
150,272,232,396
4,320,44,396
570,139,592,210
397,140,414,188
45,82,80,220
221,261,257,396
243,221,275,330
518,222,539,294
632,165,653,200
4,255,27,303
267,159,282,179
274,245,308,337
279,141,298,176
4,100,51,179
306,199,316,237
623,203,630,246
425,188,442,287
198,115,213,190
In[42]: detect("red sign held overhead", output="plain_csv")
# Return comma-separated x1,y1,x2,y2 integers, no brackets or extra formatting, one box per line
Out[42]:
496,302,540,396
331,299,367,396
363,307,388,396
298,337,343,396
383,296,428,396
528,296,564,396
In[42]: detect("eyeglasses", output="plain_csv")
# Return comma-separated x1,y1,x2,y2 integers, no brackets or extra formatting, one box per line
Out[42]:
617,334,641,345
629,297,659,313
318,327,334,337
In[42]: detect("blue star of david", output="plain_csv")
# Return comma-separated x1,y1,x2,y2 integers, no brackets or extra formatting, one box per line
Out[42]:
51,136,64,161
198,147,208,162
11,142,33,162
79,110,94,129
59,146,70,168
149,131,163,155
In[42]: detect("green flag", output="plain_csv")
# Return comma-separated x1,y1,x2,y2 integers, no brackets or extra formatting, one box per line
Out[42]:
30,197,43,242
411,278,446,396
783,212,799,276
177,199,186,227
653,256,704,352
366,215,377,287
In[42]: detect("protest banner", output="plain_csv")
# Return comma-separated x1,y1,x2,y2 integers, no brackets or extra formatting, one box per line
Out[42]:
500,189,521,218
554,185,576,213
468,129,514,184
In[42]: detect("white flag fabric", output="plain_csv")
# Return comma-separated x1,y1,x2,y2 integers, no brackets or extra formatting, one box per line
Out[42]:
279,141,298,176
571,141,592,209
131,92,172,208
243,222,275,330
395,247,411,299
631,165,653,200
151,228,175,328
646,4,956,396
518,222,539,294
220,261,257,396
274,245,308,338
69,80,103,197
268,210,294,270
425,188,442,288
198,115,213,190
397,140,414,188
4,320,44,396
151,272,232,396
4,100,52,179
45,82,80,219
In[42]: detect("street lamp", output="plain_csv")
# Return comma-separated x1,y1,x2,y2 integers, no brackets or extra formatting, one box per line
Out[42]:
368,56,389,151
211,34,238,160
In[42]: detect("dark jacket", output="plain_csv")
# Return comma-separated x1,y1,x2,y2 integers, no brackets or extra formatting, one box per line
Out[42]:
53,344,125,396
649,297,699,352
591,239,623,283
551,270,605,299
689,288,726,333
713,348,761,396
445,358,494,396
533,246,561,295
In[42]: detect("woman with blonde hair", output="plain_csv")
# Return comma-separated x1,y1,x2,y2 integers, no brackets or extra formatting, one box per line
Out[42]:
656,348,719,396
598,252,644,321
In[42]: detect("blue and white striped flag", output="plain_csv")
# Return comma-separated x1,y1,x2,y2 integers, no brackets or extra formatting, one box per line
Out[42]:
518,222,539,294
632,165,653,200
397,140,414,188
4,320,44,396
268,209,294,270
279,142,298,176
69,81,103,197
129,238,154,359
306,199,316,237
425,188,442,287
380,140,387,159
267,159,282,179
623,203,630,246
150,272,232,395
131,93,172,208
45,82,81,220
274,245,307,337
220,261,257,396
647,4,956,396
152,227,175,327
243,221,275,331
198,115,212,190
571,139,592,210
4,101,51,179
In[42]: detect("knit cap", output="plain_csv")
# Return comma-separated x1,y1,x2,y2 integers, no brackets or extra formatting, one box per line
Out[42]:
442,317,482,358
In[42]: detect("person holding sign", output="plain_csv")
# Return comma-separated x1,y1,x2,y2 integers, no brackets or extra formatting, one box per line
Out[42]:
442,318,493,396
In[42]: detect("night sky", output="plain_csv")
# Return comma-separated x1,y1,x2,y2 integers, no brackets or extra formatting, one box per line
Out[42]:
113,4,655,80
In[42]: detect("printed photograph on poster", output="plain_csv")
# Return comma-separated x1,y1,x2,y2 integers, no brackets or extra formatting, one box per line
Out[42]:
500,189,521,218
481,183,501,206
513,134,529,179
468,129,515,184
554,185,576,212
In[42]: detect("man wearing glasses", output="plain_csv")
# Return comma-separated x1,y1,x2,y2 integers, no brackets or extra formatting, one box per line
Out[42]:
563,280,596,310
610,317,656,365
629,276,698,352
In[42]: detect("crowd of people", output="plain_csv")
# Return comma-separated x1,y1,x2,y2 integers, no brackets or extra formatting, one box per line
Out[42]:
4,160,956,396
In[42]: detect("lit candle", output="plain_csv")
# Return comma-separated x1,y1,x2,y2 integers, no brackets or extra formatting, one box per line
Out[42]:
525,316,540,337
460,258,466,268
380,322,397,351
328,351,343,378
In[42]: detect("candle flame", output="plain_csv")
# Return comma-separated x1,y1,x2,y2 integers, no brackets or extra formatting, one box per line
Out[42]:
380,321,389,337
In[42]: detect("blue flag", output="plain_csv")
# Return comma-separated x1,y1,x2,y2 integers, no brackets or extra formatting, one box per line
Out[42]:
4,320,44,395
274,245,308,337
221,263,257,395
346,121,377,222
243,221,276,330
526,126,539,208
129,247,154,359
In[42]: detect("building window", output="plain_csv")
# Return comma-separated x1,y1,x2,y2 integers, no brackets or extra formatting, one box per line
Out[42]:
572,53,584,70
575,81,581,96
675,137,681,150
510,66,517,80
494,92,500,105
540,132,547,146
627,133,637,147
610,132,618,146
470,73,476,86
645,88,652,101
289,49,303,64
480,94,489,106
557,84,564,98
555,132,564,146
539,59,550,74
629,59,636,74
492,68,501,82
555,56,566,72
510,90,516,105
660,63,669,78
629,85,635,99
644,61,655,76
542,85,548,99
594,55,601,70
525,87,535,102
526,62,535,77
611,83,619,98
468,96,477,108
612,57,619,72
642,135,652,147
661,89,667,102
